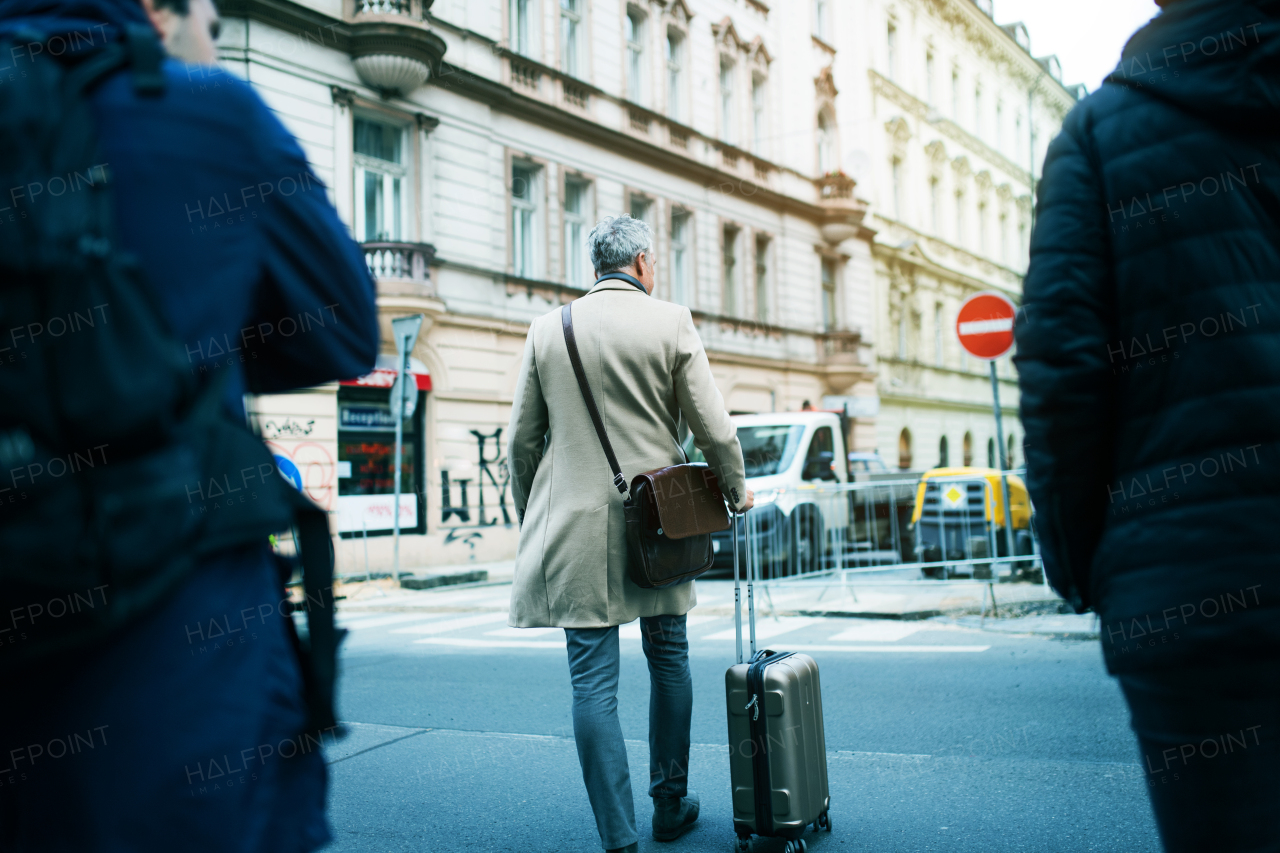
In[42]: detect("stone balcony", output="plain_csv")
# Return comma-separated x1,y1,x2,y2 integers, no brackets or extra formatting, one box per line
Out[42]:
345,0,445,96
364,241,436,293
816,172,869,245
816,328,868,394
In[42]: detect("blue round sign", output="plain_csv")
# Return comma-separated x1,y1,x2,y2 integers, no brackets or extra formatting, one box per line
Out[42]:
275,455,303,491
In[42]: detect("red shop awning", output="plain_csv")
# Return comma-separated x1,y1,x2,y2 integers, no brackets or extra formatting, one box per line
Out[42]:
340,353,432,391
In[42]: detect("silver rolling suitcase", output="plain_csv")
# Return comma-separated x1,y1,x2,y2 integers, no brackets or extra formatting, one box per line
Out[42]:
725,512,832,853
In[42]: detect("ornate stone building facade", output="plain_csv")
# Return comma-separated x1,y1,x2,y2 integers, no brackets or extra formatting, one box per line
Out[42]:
219,0,883,569
826,0,1080,471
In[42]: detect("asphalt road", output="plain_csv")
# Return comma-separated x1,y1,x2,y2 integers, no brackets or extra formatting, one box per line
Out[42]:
321,585,1160,853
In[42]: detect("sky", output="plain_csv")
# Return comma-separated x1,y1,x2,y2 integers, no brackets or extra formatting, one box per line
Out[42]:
993,0,1163,92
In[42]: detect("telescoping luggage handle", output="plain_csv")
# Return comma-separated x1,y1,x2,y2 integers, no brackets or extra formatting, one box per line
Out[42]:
732,512,758,664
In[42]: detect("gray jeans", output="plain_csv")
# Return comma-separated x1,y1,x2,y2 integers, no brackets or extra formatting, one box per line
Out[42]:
564,614,692,850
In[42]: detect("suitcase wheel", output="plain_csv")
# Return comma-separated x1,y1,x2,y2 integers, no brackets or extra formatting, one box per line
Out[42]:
782,840,807,853
732,837,751,853
814,811,832,833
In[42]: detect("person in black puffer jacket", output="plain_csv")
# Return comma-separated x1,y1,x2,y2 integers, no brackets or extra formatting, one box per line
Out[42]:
1015,0,1280,849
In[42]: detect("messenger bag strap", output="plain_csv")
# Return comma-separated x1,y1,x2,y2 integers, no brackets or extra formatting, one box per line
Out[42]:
561,303,629,496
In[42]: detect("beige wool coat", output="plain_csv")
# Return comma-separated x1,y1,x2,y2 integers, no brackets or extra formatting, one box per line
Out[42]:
506,279,747,629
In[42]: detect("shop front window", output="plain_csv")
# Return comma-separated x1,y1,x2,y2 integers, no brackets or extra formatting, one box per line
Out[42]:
336,385,425,535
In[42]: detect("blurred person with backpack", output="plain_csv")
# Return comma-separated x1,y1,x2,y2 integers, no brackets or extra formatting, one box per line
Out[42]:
0,0,378,849
1016,0,1280,849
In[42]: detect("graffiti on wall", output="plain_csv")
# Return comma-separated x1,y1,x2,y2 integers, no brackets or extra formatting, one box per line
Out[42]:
440,427,512,529
266,440,335,509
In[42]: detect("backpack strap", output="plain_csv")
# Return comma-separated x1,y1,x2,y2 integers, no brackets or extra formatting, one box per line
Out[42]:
560,303,629,496
124,24,166,96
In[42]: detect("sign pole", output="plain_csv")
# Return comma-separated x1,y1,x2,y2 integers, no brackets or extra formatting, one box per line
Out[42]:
956,292,1019,576
989,361,1016,566
390,314,425,583
392,346,406,581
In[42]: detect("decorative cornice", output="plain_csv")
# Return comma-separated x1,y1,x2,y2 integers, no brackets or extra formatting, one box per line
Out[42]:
869,69,1031,186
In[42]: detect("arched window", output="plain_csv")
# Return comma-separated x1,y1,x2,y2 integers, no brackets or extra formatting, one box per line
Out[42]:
1007,433,1016,469
963,431,973,467
987,437,996,468
938,435,949,468
898,428,912,470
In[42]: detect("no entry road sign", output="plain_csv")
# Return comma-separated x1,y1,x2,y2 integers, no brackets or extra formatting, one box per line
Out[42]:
956,292,1017,360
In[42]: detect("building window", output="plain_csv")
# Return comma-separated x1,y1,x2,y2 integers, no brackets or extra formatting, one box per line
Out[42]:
963,431,973,466
511,162,539,278
929,177,940,234
954,190,965,247
821,256,837,331
999,212,1008,264
813,0,828,40
951,68,960,120
752,75,766,156
1015,113,1024,162
670,209,690,305
629,194,651,226
560,0,581,77
1018,219,1027,263
625,8,645,104
510,0,532,56
666,30,683,121
897,312,906,359
898,428,912,471
934,302,943,366
719,58,735,144
891,157,902,220
974,85,982,137
978,201,988,254
886,22,897,80
996,101,1004,151
987,437,996,468
755,234,770,323
354,117,406,243
1007,433,1016,468
564,177,589,286
817,112,835,175
938,435,949,467
722,224,739,316
925,51,935,104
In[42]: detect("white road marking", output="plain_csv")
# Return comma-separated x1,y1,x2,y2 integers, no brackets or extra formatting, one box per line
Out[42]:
414,637,567,649
339,613,452,631
704,616,821,641
772,644,989,653
827,622,922,642
390,613,510,634
485,627,561,638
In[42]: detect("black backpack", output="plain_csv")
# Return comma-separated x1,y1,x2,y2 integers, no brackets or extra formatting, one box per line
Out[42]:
0,25,341,733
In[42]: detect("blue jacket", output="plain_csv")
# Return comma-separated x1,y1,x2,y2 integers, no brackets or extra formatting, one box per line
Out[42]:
0,2,376,850
1015,0,1280,673
1,0,379,412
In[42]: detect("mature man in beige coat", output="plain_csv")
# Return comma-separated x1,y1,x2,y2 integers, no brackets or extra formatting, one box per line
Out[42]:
507,214,751,853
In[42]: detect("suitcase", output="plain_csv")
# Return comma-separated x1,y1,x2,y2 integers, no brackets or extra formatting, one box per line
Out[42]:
725,512,832,853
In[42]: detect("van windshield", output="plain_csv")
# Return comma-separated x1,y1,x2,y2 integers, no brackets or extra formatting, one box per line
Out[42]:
684,424,806,478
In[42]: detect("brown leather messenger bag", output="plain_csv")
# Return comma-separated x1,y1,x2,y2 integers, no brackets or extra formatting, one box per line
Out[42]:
560,302,731,589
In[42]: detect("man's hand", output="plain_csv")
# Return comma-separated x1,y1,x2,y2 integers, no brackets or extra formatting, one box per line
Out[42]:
736,489,754,513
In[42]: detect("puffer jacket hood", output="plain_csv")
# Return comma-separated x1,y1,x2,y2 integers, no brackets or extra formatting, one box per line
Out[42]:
1107,0,1280,124
0,0,148,47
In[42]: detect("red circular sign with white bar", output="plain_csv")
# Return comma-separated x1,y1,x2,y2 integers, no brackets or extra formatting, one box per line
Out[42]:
956,292,1017,360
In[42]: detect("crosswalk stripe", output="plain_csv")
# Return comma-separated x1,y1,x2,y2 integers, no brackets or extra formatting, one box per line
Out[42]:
485,627,561,638
826,622,922,642
769,644,989,653
704,617,821,641
390,613,509,634
619,614,720,640
414,637,567,649
340,613,452,631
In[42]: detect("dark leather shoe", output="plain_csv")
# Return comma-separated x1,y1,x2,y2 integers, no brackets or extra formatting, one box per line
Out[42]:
652,790,700,842
606,844,638,853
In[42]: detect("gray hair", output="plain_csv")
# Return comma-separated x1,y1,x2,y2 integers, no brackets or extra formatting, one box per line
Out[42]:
588,214,653,275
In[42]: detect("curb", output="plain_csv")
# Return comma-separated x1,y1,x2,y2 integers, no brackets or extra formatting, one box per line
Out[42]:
796,609,944,621
399,569,489,590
